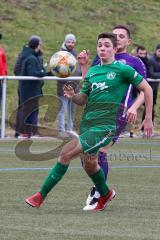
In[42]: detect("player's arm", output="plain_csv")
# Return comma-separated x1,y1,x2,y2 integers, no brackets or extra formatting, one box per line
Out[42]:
136,79,153,138
64,84,88,105
126,91,144,124
127,57,146,124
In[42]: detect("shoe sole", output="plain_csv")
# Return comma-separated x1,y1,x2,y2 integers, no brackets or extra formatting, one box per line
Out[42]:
92,190,116,212
83,202,98,211
25,199,40,208
83,196,100,211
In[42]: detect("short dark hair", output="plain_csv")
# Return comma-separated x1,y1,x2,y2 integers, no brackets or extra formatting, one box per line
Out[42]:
0,33,2,39
113,24,131,38
136,45,146,52
98,32,117,48
156,44,160,50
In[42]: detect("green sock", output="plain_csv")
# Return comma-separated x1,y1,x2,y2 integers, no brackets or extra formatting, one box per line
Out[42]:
40,162,69,198
90,168,110,197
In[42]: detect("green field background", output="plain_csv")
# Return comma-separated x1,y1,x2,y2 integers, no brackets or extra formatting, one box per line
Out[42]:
0,139,159,240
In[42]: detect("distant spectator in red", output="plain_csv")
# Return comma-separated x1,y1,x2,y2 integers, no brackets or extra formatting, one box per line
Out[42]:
0,33,8,136
0,33,8,103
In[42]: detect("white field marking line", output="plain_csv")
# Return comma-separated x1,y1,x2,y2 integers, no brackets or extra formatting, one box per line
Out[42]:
0,165,160,172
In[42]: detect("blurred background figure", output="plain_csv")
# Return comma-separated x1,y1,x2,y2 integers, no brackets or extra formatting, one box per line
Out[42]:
0,33,8,137
141,44,160,131
56,33,81,138
14,35,46,139
136,45,148,58
136,45,151,132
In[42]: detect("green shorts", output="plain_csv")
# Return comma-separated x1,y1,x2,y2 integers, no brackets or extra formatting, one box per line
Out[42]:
79,126,115,154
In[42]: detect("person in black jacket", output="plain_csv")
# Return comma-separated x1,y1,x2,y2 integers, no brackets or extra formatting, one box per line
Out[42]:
136,45,151,125
145,44,160,124
136,45,150,75
15,35,46,138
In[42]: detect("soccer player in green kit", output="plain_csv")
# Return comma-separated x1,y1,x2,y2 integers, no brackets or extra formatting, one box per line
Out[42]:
25,32,153,211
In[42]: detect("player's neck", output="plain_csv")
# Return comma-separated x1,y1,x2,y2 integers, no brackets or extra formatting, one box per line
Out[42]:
116,50,127,54
101,58,115,65
116,48,128,54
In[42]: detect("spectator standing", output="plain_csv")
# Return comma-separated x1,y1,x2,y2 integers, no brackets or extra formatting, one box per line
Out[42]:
0,33,7,104
57,33,81,138
146,44,160,125
136,45,150,75
16,35,46,139
136,45,151,125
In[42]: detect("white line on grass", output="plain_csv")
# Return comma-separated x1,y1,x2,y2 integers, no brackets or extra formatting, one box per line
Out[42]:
0,165,160,172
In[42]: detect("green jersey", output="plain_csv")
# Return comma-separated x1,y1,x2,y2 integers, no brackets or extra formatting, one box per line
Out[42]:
80,60,143,131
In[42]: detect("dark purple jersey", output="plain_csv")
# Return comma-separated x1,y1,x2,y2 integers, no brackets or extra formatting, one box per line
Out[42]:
92,53,146,78
115,53,147,78
115,53,147,108
115,53,147,140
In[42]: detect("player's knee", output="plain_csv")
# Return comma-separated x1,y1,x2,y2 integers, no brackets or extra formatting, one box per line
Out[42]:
100,146,110,153
83,154,98,175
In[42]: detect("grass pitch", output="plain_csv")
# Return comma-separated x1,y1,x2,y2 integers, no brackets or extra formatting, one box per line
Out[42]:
0,138,159,240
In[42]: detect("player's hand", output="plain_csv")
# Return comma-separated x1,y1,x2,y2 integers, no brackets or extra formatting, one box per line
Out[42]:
77,50,89,66
63,84,75,99
126,106,137,124
140,118,153,139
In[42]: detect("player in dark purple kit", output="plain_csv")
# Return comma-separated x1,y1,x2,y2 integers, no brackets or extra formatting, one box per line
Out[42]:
83,25,147,210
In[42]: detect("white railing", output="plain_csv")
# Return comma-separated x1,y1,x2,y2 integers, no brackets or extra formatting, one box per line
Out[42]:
0,76,82,139
0,76,159,139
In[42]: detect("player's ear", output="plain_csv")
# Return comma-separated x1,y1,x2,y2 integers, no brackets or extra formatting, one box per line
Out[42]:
127,38,132,47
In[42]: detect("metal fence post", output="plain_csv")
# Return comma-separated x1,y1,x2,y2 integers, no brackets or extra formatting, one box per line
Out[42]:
1,77,7,139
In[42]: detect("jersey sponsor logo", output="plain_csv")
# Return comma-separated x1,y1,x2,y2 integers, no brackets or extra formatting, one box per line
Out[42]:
106,72,116,80
92,82,108,91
